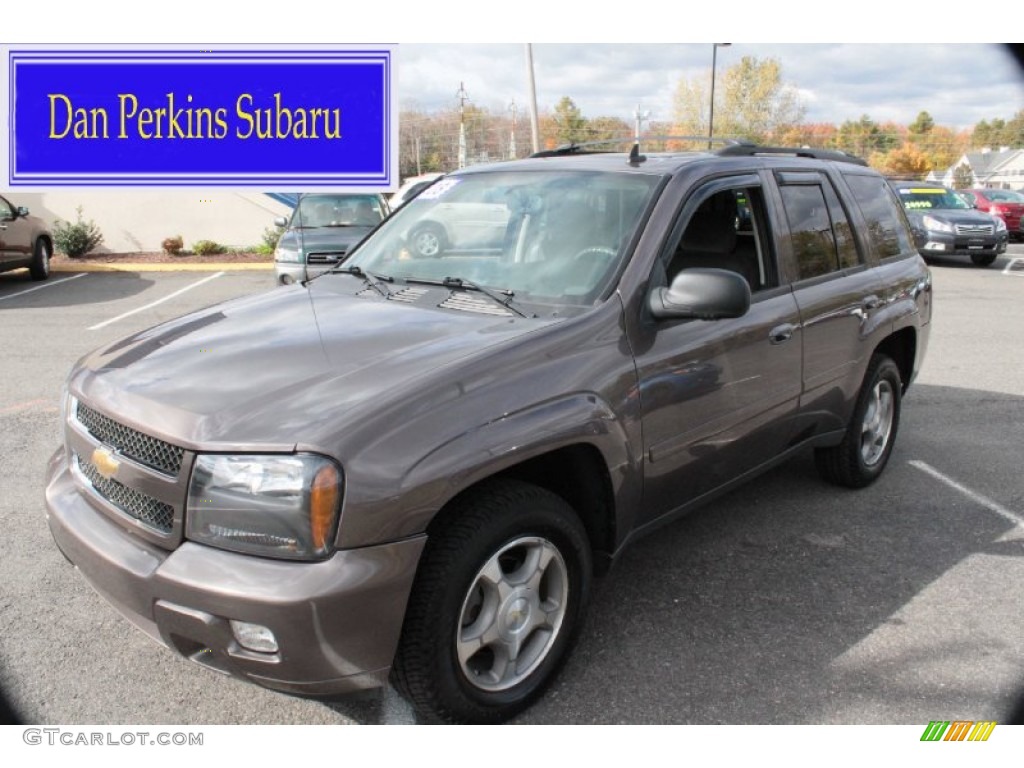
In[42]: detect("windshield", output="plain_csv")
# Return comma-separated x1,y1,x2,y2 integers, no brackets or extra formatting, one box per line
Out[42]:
342,170,661,307
291,194,386,228
897,187,972,211
983,189,1024,203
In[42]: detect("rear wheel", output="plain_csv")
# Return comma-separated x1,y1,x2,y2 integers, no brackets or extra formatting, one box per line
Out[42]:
29,238,51,281
970,253,997,267
390,479,592,723
816,354,902,488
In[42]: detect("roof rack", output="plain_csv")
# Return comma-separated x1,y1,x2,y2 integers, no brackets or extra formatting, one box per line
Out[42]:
716,144,868,167
529,136,750,159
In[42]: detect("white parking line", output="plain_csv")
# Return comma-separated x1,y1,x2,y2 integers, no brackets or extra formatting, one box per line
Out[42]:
88,272,225,331
0,272,87,303
909,460,1024,529
1002,257,1024,276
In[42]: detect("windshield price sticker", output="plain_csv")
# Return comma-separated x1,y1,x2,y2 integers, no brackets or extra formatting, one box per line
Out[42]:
418,178,460,200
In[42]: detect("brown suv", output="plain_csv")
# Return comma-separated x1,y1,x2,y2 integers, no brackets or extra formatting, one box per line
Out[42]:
45,142,932,723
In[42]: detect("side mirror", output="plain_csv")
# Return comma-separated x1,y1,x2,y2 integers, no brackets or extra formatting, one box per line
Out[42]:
649,268,751,321
16,206,30,218
274,216,288,228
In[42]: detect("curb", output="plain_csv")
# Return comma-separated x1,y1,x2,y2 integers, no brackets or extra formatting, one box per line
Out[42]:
51,262,274,273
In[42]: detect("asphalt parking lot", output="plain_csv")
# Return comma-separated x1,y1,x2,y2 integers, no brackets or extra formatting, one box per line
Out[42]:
1,249,1022,725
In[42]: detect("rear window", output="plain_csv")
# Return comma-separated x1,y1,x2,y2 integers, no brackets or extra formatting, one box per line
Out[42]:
844,175,915,259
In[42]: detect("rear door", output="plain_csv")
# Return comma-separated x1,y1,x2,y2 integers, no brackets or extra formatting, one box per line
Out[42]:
768,170,884,430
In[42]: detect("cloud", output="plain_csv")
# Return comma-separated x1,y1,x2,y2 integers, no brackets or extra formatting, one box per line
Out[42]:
399,44,1024,131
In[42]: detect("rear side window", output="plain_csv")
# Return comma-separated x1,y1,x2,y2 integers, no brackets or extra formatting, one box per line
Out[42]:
779,184,841,281
844,174,915,259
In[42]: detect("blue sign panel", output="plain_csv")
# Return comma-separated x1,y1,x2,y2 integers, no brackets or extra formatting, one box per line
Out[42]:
8,48,395,188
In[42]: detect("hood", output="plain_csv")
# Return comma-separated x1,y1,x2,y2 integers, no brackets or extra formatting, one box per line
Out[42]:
73,275,558,450
279,225,374,255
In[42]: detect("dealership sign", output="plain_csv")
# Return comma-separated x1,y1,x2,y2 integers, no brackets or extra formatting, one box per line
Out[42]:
4,46,396,189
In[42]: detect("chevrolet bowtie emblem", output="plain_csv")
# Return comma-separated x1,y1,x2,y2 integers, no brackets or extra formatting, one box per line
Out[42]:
91,447,120,479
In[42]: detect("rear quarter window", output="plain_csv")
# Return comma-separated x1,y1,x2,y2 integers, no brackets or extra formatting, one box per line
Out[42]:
843,174,915,259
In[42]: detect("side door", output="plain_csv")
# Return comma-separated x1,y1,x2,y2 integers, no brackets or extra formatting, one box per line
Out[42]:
628,174,804,526
768,170,884,431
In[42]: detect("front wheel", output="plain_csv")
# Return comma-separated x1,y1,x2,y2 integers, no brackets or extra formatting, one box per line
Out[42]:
970,253,997,267
816,354,902,488
390,479,592,723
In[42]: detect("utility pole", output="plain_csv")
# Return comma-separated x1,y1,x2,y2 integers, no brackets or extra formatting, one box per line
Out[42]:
708,43,731,149
456,81,470,169
508,99,518,159
525,44,540,154
633,103,650,146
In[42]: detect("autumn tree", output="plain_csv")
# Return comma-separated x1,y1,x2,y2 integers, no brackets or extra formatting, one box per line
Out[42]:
671,55,804,144
836,115,897,158
952,163,974,189
552,96,588,145
908,111,935,138
871,144,931,179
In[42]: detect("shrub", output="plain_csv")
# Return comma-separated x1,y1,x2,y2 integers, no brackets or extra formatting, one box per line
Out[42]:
192,239,227,256
255,226,282,255
161,236,184,255
53,206,104,258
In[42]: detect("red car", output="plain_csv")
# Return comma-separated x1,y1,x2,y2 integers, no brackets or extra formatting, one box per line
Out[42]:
963,188,1024,241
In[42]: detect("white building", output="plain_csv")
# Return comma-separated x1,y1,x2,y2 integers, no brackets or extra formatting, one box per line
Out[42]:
5,190,292,253
930,147,1024,190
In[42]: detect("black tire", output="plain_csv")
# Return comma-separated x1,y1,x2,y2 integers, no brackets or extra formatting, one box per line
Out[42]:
390,478,592,723
815,354,902,489
29,238,51,281
409,223,447,258
970,253,997,267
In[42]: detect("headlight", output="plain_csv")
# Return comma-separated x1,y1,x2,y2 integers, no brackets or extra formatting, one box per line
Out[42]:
922,215,953,233
186,454,342,560
274,245,302,263
994,217,1007,232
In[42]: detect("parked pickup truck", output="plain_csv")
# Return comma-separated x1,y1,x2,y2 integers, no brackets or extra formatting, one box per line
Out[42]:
46,141,932,724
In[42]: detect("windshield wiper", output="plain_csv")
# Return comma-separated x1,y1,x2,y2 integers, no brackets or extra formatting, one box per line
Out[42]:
405,276,534,318
327,264,393,298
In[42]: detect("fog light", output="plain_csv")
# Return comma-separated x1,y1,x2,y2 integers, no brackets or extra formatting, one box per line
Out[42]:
924,242,946,251
230,620,279,653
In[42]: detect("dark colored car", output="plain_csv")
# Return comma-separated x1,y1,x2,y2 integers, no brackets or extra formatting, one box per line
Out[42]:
273,193,389,285
890,181,1008,266
0,195,54,280
961,188,1024,241
46,142,932,724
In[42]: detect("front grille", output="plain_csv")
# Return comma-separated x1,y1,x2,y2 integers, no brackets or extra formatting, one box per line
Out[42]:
307,251,347,264
75,402,184,476
955,223,994,236
75,454,175,533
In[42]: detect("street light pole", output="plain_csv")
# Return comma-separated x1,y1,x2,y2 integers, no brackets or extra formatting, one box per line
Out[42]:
708,43,731,149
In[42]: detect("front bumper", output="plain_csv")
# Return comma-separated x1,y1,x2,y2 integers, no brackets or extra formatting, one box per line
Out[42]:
274,262,336,285
45,448,426,696
917,230,1007,257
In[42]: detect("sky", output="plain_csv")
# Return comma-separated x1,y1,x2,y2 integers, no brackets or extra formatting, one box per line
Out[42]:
399,44,1024,132
5,4,1022,136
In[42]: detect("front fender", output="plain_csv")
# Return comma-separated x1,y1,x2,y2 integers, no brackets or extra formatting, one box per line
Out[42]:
335,393,641,550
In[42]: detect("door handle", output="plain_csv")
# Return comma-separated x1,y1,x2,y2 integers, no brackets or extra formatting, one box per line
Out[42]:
769,323,795,344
